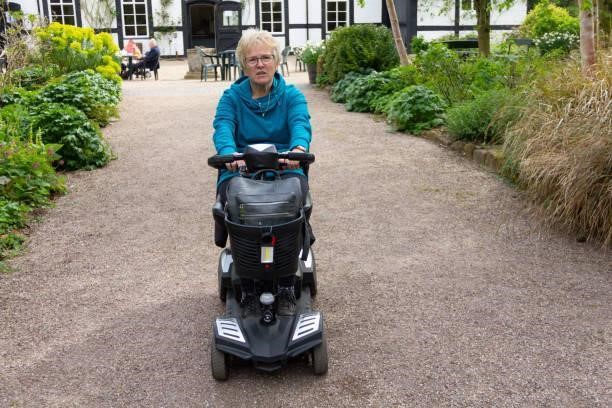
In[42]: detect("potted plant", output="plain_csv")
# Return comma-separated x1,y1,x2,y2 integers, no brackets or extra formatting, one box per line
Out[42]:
301,41,325,84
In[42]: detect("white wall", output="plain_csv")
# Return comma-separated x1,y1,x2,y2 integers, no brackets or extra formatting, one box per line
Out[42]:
307,0,322,24
243,0,256,26
418,1,454,26
289,0,307,25
289,28,308,47
354,0,381,24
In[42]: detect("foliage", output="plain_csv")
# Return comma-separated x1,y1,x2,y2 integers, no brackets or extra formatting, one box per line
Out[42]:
520,0,579,38
446,88,521,144
330,72,369,103
81,0,116,31
0,133,64,208
462,56,516,95
414,43,469,104
301,41,326,65
369,65,420,113
7,65,60,90
0,104,34,140
343,71,392,112
533,31,579,55
34,22,121,82
503,53,612,245
385,85,446,134
37,70,121,126
0,87,37,109
410,36,429,54
321,24,398,84
31,103,111,170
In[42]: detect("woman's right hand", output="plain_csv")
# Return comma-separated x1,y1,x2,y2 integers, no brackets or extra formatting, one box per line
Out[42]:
225,159,246,172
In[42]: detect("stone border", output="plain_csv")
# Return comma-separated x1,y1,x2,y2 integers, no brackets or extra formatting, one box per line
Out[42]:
420,128,505,173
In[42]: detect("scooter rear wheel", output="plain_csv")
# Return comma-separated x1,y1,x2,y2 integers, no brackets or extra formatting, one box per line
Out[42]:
312,332,328,375
211,345,229,381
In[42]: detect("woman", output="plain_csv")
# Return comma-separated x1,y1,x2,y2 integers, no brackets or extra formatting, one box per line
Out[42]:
212,29,313,315
212,28,312,204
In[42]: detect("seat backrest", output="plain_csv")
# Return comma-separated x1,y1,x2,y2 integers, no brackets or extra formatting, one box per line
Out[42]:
281,46,291,63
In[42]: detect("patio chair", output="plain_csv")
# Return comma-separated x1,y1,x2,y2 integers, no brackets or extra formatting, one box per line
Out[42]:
198,47,221,82
218,49,238,81
280,46,291,77
293,46,305,72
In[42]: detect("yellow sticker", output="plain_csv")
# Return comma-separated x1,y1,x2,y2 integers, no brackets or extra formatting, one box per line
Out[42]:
261,246,274,264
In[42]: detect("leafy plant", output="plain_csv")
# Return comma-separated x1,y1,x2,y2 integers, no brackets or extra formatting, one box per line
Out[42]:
321,24,398,84
520,0,579,39
31,103,111,170
301,41,326,65
343,71,392,112
410,36,429,54
8,65,61,90
369,65,420,113
446,88,520,144
329,72,369,103
34,22,121,82
386,85,446,134
0,132,65,207
0,87,37,108
533,31,579,55
37,70,121,126
414,43,470,104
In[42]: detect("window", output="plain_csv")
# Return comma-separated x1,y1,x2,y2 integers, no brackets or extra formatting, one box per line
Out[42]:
122,0,149,37
49,0,77,26
326,0,348,32
260,0,283,34
223,10,239,27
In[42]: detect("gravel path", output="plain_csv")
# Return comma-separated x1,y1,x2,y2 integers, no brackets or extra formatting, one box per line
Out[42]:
1,61,610,407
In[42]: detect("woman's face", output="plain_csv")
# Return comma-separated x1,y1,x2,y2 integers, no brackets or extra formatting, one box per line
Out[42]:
244,42,278,88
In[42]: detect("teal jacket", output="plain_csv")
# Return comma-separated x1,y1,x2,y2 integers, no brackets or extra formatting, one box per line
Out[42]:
212,72,312,186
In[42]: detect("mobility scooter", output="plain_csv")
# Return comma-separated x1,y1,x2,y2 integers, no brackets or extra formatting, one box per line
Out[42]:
208,144,327,380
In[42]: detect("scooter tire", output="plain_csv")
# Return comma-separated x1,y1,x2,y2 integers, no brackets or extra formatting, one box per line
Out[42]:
312,332,328,375
211,345,229,381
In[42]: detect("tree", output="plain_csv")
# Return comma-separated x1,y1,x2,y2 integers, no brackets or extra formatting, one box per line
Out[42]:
579,0,596,72
421,0,518,56
357,0,409,65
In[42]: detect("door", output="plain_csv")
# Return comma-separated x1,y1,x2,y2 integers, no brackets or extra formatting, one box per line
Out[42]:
190,2,215,48
215,1,242,52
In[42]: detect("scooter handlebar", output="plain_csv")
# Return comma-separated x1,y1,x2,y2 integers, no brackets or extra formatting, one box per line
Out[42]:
207,152,315,169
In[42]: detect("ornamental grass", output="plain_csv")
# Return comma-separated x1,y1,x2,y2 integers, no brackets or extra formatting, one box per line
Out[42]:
504,52,612,246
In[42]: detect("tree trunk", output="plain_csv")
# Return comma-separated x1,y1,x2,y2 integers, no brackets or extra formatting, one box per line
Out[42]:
385,0,410,65
579,0,596,73
475,0,491,56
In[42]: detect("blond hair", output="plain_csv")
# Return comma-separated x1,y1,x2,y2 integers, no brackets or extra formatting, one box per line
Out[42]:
235,29,280,70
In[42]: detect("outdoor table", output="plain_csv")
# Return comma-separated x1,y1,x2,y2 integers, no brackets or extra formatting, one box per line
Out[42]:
218,49,237,81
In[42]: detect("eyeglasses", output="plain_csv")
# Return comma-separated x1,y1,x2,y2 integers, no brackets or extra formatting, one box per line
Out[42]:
245,54,275,67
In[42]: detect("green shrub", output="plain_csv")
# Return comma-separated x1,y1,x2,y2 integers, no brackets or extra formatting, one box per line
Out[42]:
0,87,37,108
369,65,420,113
410,36,429,54
0,104,34,139
322,24,398,84
414,43,470,104
8,65,60,90
446,88,520,144
330,72,369,103
31,103,111,170
520,0,579,38
344,71,392,112
0,132,65,208
386,85,446,134
37,70,121,126
533,31,579,55
462,56,515,95
34,22,121,82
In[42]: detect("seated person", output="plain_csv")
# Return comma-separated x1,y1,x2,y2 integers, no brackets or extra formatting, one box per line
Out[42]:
128,39,160,78
120,39,143,77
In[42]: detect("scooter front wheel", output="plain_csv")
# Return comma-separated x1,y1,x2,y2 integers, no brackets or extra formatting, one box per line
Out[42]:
211,344,229,381
312,332,328,375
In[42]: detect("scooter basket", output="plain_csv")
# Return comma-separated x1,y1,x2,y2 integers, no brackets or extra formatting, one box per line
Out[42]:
226,212,304,280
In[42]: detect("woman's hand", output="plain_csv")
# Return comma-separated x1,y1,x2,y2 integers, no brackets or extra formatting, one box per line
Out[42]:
280,147,305,170
225,154,246,172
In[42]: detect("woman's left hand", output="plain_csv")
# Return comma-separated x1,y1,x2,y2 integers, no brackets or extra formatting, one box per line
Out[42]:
280,147,304,170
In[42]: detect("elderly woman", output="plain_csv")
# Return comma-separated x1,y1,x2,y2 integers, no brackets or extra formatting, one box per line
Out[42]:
212,29,313,315
212,28,312,203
